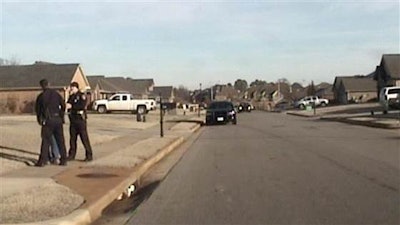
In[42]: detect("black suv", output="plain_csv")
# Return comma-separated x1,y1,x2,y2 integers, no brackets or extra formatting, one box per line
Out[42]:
206,101,237,125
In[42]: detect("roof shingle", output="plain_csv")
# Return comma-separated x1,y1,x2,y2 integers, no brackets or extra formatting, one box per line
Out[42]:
0,63,79,89
340,76,376,92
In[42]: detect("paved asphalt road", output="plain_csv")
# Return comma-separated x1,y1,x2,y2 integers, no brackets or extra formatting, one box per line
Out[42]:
128,111,400,225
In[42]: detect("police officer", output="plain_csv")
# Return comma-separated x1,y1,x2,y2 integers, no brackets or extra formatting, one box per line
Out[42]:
66,82,93,161
35,79,68,167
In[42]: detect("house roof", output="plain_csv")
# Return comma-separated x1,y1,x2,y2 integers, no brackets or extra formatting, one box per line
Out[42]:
215,85,238,99
340,76,376,92
316,82,332,90
152,86,174,99
104,77,132,92
381,54,400,79
0,63,80,90
334,76,360,90
127,78,154,95
103,77,155,95
87,75,121,92
245,86,259,98
291,82,304,90
87,75,105,90
257,84,275,96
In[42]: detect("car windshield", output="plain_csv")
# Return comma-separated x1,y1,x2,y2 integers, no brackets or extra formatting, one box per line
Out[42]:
208,102,233,110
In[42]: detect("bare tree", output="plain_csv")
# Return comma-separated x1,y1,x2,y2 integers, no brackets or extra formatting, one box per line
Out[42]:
0,56,20,65
250,79,267,87
234,79,248,92
307,81,316,96
174,85,192,103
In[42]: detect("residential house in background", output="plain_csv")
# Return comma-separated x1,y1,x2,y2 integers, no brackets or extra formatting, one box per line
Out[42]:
374,54,400,99
127,78,154,99
315,82,334,101
257,84,282,101
0,62,89,113
87,75,121,103
152,86,175,103
333,76,377,104
101,77,155,99
104,77,132,93
244,83,285,110
243,86,259,101
291,82,306,101
214,85,238,101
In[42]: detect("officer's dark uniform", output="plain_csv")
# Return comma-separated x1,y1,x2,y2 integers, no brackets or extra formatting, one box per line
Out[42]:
67,84,93,161
35,85,68,166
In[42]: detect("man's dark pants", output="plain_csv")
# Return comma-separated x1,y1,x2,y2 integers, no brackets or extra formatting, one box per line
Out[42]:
68,119,93,160
38,118,67,164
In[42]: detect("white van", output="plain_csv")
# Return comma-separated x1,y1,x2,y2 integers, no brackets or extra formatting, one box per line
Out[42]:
379,86,400,112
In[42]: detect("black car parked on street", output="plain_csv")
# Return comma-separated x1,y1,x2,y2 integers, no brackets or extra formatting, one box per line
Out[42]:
206,101,237,125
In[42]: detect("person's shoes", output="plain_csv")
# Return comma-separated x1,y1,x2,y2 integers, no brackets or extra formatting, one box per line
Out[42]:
59,160,67,166
67,156,75,161
34,162,46,167
50,159,60,165
83,157,93,162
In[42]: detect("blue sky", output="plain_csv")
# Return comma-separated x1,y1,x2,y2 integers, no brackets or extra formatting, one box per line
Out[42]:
1,1,399,89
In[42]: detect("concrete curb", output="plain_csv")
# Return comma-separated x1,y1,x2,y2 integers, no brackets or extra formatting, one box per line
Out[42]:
85,136,184,222
5,136,185,225
321,117,400,129
287,111,400,129
286,112,319,118
165,118,205,124
190,123,202,133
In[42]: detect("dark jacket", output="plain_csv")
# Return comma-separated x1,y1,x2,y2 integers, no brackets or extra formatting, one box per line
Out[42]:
35,88,65,125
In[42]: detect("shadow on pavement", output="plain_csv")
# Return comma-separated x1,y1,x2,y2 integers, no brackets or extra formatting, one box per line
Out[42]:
0,145,39,155
0,152,36,166
0,146,38,165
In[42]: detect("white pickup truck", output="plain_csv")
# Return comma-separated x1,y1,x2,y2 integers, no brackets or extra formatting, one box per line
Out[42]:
93,93,156,114
294,96,329,109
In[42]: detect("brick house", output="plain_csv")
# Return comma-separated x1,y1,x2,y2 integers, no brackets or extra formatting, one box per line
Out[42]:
333,76,377,104
0,62,90,113
374,54,400,99
87,75,121,104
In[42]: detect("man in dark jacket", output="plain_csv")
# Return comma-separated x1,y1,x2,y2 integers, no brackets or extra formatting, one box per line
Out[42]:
66,82,93,162
35,79,68,166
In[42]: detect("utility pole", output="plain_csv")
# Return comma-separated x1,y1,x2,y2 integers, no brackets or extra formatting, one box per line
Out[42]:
210,85,213,101
159,93,164,138
198,83,202,117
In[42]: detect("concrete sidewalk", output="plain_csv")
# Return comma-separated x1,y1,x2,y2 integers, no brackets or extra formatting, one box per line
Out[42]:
0,119,202,224
286,105,400,129
320,114,400,129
